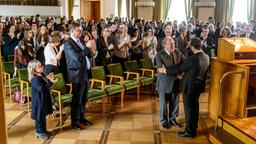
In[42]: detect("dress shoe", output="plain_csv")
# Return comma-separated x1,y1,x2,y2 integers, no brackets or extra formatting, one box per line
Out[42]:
35,133,49,141
81,119,93,126
71,125,81,130
178,131,197,138
162,122,169,129
169,119,181,128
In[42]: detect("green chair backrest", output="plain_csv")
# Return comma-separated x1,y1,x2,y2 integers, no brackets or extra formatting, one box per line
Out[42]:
18,68,28,81
140,58,153,69
2,62,15,76
124,60,139,72
91,66,106,81
8,55,14,62
51,73,67,94
107,63,123,76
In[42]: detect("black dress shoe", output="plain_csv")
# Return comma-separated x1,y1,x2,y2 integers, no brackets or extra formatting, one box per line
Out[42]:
162,122,169,129
71,125,81,130
81,119,93,126
169,119,181,128
178,131,196,138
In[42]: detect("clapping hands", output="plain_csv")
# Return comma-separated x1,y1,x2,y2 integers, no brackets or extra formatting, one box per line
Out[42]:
158,65,166,74
46,73,58,83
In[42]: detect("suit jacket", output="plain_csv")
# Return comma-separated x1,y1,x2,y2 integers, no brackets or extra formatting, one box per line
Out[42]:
200,36,214,57
166,52,210,94
156,48,184,93
64,37,90,84
240,33,256,41
175,35,189,57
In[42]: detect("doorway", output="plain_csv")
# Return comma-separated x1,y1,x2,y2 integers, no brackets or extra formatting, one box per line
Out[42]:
80,0,100,22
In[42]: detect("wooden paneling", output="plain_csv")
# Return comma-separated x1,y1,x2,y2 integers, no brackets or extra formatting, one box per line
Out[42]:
209,58,250,120
80,0,100,21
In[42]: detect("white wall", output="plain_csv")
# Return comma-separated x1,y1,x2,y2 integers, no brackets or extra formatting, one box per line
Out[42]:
101,0,116,18
0,5,61,17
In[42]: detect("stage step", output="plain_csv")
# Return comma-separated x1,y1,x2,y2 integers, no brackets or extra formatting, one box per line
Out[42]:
218,116,256,144
208,126,243,144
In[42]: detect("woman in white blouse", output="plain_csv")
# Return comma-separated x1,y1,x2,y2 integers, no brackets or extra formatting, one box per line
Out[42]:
44,32,63,75
142,27,157,65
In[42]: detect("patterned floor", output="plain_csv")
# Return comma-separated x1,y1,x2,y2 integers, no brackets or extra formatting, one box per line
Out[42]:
5,87,212,144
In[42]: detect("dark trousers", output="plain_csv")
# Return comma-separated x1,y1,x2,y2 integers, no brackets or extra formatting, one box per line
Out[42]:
35,117,46,134
183,82,204,134
131,53,143,66
112,55,128,69
44,65,59,75
158,91,179,124
71,81,88,126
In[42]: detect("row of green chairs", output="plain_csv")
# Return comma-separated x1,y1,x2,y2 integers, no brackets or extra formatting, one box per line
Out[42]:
90,58,155,107
50,73,107,126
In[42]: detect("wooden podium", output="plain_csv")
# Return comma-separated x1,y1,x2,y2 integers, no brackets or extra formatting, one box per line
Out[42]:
209,38,256,120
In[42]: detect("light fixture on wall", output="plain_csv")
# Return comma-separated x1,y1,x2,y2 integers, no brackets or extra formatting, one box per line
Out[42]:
135,2,155,8
195,2,216,8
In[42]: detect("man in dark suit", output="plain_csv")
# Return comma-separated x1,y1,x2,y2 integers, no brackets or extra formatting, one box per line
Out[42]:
64,22,92,130
159,37,209,137
240,24,256,41
156,37,184,129
200,27,215,58
175,26,191,58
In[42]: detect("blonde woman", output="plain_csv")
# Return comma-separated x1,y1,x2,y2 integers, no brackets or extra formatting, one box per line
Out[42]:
28,60,57,141
113,23,130,68
142,27,157,65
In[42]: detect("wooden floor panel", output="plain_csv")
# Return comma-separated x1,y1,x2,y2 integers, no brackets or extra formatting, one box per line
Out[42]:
5,90,211,144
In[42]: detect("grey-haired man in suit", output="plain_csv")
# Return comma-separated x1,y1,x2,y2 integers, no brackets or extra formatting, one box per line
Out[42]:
156,37,184,129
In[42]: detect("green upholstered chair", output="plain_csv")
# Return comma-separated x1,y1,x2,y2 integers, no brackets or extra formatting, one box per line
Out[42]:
7,55,14,62
51,73,106,125
140,58,156,77
107,63,141,101
125,60,155,95
17,68,31,110
50,73,73,126
2,62,20,102
91,66,125,106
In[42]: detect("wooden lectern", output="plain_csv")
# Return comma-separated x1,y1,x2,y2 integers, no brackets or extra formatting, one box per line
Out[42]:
209,38,256,120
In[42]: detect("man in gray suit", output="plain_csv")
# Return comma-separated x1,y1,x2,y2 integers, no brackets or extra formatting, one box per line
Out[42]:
156,37,184,129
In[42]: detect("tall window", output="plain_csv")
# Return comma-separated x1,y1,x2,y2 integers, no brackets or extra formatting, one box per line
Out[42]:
232,0,248,23
115,0,118,16
120,0,127,18
166,0,187,24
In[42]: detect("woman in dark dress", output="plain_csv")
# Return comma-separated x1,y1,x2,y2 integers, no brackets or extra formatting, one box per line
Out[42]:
28,60,57,141
96,25,112,66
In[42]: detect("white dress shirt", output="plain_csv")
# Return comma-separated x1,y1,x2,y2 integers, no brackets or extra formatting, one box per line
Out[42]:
44,43,60,66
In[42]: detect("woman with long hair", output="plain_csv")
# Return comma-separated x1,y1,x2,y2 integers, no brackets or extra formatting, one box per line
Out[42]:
36,25,49,65
142,27,157,65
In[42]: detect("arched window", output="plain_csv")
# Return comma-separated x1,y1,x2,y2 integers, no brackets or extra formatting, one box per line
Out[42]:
232,0,248,23
166,0,187,24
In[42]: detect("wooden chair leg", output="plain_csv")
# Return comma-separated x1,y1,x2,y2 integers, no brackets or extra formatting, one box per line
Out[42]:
59,97,62,126
137,86,140,101
121,91,124,107
8,77,12,103
103,96,105,113
27,93,30,113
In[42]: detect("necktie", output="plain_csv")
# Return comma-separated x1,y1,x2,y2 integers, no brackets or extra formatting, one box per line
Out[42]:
77,40,91,70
